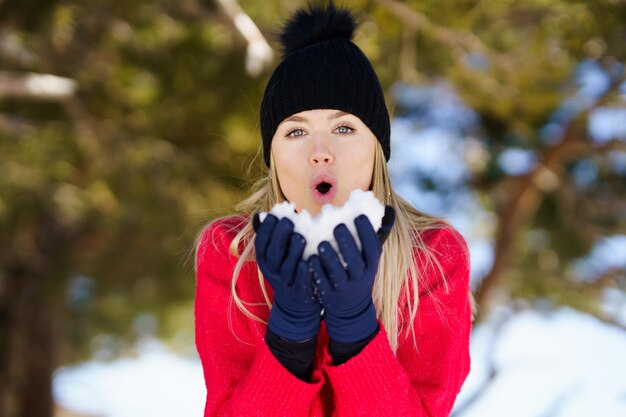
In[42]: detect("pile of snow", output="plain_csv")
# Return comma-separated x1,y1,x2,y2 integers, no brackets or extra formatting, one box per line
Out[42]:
259,189,385,259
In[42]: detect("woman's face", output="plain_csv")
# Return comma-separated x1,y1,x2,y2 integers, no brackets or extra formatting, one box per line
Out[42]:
271,109,377,217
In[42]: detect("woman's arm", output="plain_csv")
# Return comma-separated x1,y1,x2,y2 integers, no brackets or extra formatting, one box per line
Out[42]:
195,219,325,416
321,227,472,417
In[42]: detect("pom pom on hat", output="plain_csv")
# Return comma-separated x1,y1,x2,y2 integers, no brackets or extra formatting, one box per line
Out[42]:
278,2,357,57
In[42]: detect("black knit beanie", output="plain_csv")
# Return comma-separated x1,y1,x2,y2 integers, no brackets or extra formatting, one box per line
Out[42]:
260,1,391,167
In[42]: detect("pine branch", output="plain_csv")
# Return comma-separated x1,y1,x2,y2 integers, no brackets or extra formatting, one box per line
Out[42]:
215,0,274,76
374,0,493,57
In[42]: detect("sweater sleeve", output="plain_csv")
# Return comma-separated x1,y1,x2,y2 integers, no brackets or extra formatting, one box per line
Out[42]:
321,227,472,417
194,219,325,417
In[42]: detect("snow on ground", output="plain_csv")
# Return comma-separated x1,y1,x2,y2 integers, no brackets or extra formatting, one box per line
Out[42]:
53,340,205,417
54,307,626,417
454,307,626,417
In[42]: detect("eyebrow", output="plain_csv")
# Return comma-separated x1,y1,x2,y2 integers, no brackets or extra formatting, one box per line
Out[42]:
282,111,350,124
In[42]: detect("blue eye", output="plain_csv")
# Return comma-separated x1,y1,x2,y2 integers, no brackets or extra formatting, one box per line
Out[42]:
286,125,354,137
335,125,354,134
286,128,305,137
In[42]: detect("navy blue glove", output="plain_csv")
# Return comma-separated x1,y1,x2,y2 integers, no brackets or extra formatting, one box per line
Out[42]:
309,206,396,343
253,213,321,341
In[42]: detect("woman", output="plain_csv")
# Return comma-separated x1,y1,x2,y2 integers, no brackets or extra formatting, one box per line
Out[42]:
194,2,473,416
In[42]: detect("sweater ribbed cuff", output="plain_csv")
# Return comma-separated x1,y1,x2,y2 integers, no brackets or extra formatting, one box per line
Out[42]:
234,339,324,415
323,322,427,415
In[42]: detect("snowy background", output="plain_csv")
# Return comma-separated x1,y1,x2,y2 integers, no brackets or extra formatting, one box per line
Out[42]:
53,62,626,416
53,306,626,417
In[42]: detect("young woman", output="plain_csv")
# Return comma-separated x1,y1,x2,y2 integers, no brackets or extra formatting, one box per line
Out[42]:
194,3,473,416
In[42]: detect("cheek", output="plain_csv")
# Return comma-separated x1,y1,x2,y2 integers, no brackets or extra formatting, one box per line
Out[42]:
272,141,295,176
272,145,306,199
348,142,376,187
331,154,373,202
356,157,375,189
274,148,302,181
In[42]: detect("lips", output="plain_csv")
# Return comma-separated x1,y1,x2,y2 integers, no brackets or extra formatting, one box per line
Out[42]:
310,173,337,205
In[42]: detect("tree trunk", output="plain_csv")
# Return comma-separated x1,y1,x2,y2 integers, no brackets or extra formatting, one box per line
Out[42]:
0,260,57,417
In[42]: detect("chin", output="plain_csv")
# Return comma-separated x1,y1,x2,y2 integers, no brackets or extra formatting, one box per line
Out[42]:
306,203,322,216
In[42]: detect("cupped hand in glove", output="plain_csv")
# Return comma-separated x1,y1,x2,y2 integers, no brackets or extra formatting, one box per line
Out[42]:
253,213,321,341
308,206,396,343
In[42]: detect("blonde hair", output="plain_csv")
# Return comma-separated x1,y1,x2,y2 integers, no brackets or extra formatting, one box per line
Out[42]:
209,142,468,353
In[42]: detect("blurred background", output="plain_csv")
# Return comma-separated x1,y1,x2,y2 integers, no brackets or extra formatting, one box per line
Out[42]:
1,0,625,416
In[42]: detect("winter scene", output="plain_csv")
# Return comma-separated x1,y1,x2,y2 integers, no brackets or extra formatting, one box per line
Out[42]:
2,1,625,416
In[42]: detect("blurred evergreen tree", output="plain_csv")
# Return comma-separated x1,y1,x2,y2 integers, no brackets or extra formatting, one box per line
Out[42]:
0,0,624,416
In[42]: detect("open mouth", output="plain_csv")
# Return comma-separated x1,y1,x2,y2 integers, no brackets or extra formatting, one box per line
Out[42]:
316,181,333,195
310,174,337,204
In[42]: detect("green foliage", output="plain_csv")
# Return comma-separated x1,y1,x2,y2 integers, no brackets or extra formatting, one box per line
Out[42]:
1,0,625,368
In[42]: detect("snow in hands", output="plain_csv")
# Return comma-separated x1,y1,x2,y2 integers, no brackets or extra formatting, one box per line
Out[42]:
259,189,385,260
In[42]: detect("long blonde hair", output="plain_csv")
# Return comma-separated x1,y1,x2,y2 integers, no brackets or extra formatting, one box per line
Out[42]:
212,142,467,353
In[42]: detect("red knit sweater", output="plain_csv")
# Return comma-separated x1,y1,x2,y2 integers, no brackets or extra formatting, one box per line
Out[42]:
195,215,472,417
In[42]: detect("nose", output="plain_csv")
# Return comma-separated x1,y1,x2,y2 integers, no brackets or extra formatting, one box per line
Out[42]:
309,136,334,165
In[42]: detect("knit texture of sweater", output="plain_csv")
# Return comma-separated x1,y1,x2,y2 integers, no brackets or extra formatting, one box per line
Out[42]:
195,215,472,416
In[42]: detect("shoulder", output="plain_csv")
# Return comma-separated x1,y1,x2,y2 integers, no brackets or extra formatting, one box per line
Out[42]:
417,223,469,263
412,223,470,293
198,215,248,243
196,214,249,270
197,215,248,250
